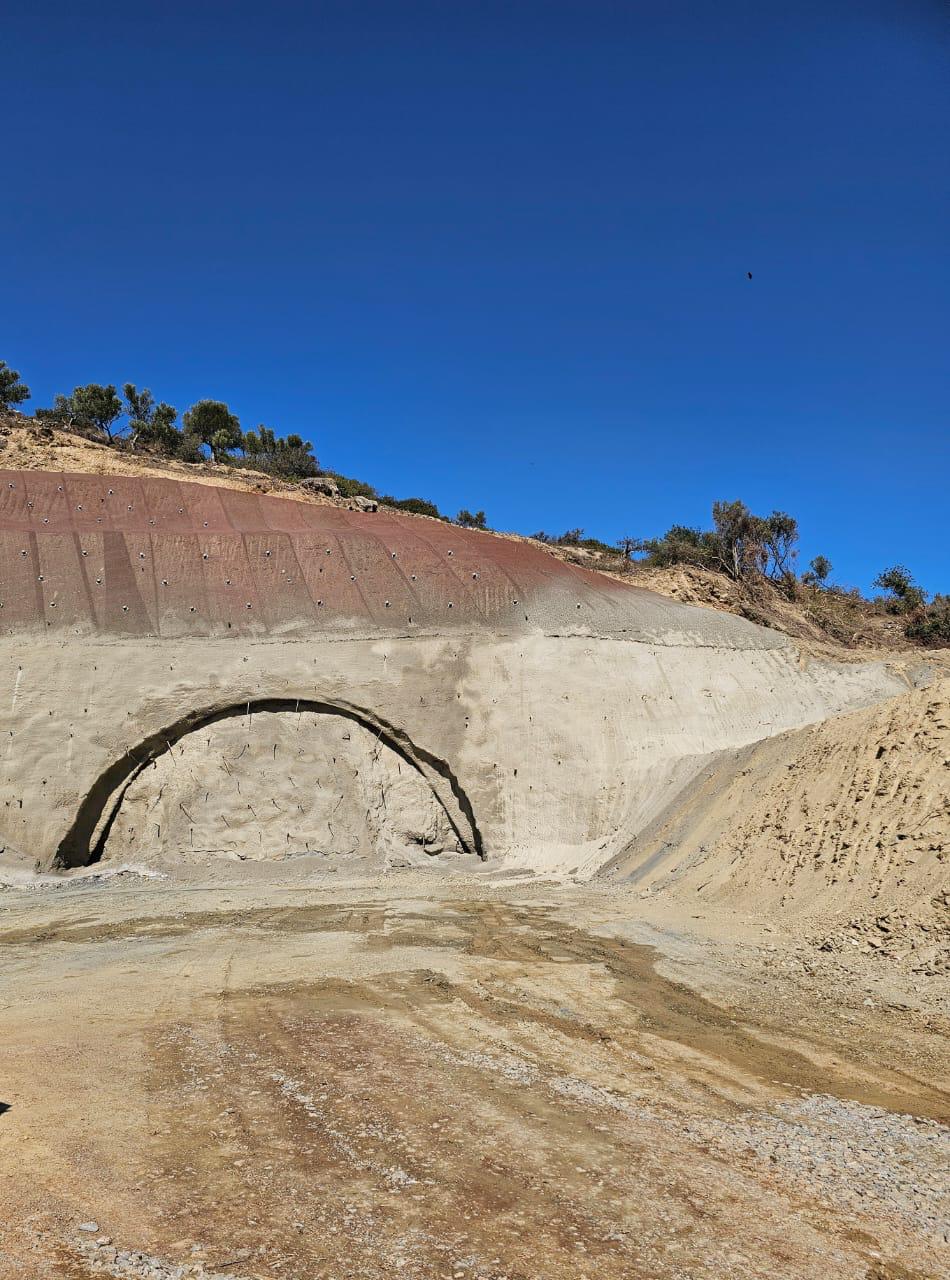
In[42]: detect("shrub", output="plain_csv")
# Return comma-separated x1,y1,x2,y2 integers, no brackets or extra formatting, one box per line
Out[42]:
803,554,832,586
632,524,718,570
873,565,926,614
532,528,621,555
457,509,488,529
324,473,377,500
905,596,950,647
0,361,30,409
379,495,443,519
241,425,318,479
35,394,78,428
578,537,623,556
265,444,319,480
176,433,205,464
633,501,798,589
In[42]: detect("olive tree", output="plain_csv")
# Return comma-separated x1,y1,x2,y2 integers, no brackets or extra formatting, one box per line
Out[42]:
0,361,30,410
71,384,124,441
182,399,242,461
123,384,180,454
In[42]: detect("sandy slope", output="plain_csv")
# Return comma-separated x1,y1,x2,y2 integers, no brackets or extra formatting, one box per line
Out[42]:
608,674,950,969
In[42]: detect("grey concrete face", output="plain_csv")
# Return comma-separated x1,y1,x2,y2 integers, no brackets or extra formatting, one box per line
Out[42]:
0,469,909,874
1,629,903,874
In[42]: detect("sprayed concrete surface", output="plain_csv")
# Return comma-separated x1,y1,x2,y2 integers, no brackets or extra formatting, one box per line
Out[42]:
0,865,948,1280
0,471,909,874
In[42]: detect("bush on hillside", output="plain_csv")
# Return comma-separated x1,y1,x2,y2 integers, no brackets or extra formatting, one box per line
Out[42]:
73,384,124,441
630,524,718,570
632,501,799,590
0,361,30,409
35,394,79,428
904,596,950,647
379,495,444,519
37,385,125,441
873,564,927,614
457,509,488,529
323,472,377,500
240,425,319,479
802,554,832,586
532,528,622,556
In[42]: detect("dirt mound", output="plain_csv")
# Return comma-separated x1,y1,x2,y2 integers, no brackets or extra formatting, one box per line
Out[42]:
608,677,950,967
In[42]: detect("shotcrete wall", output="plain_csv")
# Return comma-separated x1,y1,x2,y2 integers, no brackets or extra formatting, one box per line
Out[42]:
1,630,901,874
0,471,906,874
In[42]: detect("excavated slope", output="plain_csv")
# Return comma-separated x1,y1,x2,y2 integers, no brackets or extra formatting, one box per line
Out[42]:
0,468,772,646
0,470,909,874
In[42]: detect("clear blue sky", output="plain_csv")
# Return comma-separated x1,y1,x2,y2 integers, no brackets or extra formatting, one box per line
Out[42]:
4,1,948,594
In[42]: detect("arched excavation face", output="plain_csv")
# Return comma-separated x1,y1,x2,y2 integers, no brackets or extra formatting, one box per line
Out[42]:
54,701,481,869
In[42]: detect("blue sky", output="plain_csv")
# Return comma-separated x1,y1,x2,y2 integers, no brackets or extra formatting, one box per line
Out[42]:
4,0,948,594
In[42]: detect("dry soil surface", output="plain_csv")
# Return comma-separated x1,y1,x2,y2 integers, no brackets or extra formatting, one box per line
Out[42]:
1,863,947,1280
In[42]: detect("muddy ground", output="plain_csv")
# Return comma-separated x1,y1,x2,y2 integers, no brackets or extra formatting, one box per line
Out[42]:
0,863,947,1280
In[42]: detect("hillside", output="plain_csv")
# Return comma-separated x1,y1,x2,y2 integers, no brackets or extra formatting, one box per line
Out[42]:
550,543,930,653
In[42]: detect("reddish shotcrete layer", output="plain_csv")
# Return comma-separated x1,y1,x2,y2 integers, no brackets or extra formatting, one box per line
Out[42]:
0,469,611,637
0,470,781,646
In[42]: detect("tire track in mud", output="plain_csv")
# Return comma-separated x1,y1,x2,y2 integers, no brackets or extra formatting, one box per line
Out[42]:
3,893,947,1279
3,896,946,1118
141,981,833,1279
129,901,946,1279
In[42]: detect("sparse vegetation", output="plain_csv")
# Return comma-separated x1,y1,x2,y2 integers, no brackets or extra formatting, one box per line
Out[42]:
618,504,948,650
4,358,492,528
873,565,926,614
532,528,622,556
240,425,319,479
630,501,799,590
379,495,445,519
0,361,30,410
457,509,488,529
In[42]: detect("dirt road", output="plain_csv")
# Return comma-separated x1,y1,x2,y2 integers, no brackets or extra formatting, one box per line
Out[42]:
1,866,947,1279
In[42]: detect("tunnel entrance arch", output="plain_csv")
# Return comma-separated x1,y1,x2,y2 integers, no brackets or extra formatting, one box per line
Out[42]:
54,697,482,868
